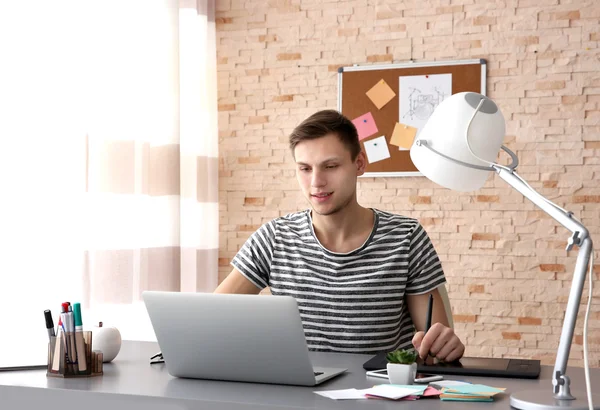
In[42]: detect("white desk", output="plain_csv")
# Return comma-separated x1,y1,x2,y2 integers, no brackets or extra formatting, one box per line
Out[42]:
1,340,598,410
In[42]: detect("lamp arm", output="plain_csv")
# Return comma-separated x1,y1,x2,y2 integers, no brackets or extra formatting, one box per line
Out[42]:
494,166,588,240
494,165,593,400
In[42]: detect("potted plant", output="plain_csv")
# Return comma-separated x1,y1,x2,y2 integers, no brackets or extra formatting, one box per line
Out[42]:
386,349,418,385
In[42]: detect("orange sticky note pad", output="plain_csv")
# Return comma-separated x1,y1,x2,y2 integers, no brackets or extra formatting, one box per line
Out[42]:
366,79,396,110
390,122,417,150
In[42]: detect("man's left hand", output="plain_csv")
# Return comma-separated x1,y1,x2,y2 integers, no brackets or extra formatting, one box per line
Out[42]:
412,322,465,362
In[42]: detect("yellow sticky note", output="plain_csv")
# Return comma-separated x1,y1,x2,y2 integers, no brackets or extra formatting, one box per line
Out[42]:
390,122,417,150
366,79,396,110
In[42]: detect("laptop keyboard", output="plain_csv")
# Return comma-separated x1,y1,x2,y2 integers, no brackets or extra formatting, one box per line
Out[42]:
314,371,324,376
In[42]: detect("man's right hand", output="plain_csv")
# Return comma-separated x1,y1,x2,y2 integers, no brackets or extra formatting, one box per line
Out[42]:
412,322,465,362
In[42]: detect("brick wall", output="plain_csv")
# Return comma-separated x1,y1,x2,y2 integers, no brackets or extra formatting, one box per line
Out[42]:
216,0,600,367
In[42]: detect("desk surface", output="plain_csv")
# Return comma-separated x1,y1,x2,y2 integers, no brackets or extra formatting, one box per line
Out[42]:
0,340,597,410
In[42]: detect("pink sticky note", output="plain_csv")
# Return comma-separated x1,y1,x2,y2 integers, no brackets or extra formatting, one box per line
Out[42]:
422,386,442,397
400,387,441,401
352,112,378,141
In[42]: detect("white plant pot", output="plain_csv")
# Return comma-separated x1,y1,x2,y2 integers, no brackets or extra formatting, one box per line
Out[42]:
386,362,417,385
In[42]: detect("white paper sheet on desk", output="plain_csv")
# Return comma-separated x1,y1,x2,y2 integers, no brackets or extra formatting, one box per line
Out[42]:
363,385,426,400
314,388,370,400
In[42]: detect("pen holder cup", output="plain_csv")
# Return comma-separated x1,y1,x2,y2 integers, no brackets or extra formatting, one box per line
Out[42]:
47,331,103,378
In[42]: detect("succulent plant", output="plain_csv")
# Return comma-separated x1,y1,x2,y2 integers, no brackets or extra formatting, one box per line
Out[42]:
386,348,418,365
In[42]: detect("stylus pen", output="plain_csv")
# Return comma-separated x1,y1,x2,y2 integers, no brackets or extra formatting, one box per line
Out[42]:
424,294,433,334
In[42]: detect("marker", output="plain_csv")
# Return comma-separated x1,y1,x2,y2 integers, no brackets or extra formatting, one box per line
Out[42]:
44,310,56,341
60,303,73,367
73,303,83,330
60,302,68,336
73,303,87,372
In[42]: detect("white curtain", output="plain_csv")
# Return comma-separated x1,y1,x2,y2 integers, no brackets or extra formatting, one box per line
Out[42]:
0,0,218,361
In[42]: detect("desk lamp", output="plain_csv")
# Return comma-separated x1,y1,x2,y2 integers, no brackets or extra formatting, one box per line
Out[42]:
410,92,598,410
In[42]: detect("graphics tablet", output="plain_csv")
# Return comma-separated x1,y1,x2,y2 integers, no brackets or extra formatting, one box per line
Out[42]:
363,352,540,379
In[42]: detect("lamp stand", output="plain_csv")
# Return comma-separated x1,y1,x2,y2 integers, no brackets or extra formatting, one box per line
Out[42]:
494,166,599,410
414,140,598,409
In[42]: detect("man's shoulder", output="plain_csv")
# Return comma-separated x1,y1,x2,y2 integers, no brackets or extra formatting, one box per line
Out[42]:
260,210,310,233
277,209,310,224
373,208,420,229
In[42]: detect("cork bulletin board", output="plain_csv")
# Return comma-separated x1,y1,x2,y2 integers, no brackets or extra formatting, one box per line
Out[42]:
337,59,487,177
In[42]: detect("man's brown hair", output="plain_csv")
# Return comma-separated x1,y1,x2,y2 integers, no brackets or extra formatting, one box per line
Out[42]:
289,110,361,160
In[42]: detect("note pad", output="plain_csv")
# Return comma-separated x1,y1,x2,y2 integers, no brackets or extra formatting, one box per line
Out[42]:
352,112,378,141
439,384,506,402
444,384,505,394
363,136,390,164
440,397,494,402
390,122,417,150
366,79,396,110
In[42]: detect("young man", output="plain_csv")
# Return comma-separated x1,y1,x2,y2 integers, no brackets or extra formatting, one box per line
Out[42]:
215,110,465,362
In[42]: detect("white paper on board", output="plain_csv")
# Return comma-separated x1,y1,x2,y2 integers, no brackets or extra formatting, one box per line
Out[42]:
364,136,391,164
399,73,452,137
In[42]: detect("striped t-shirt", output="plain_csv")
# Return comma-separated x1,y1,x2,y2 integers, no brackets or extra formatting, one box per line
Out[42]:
231,208,446,354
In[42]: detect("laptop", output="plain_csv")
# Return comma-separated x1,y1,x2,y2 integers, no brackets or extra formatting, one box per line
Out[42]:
0,337,49,371
0,356,47,371
142,291,347,386
363,352,541,379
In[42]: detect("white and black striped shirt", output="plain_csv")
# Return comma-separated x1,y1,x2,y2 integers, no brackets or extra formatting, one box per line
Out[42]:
231,208,446,354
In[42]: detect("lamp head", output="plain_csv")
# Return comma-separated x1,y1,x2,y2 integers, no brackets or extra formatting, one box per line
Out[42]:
410,92,506,192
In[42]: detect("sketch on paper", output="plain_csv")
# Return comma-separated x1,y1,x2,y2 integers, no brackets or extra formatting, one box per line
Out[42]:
399,73,452,138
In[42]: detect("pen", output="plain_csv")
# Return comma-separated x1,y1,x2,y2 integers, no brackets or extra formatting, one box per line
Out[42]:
425,294,434,334
44,309,56,341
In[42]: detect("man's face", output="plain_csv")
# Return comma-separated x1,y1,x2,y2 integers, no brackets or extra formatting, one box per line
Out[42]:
294,133,365,216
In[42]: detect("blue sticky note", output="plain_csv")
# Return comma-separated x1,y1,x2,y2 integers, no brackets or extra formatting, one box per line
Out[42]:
388,385,427,393
445,384,505,394
441,397,494,402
